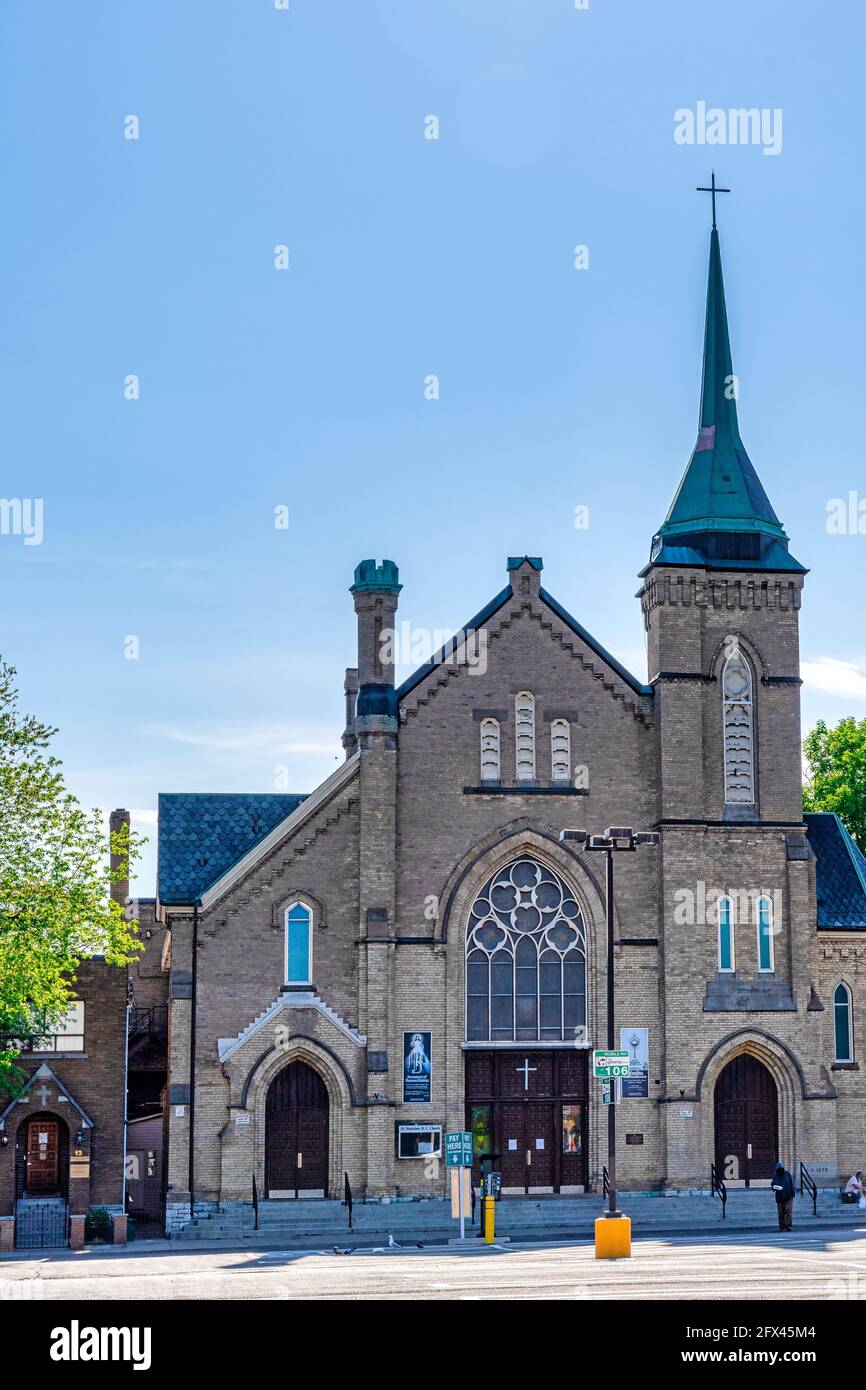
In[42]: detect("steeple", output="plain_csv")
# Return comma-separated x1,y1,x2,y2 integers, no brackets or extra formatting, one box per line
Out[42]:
645,222,805,574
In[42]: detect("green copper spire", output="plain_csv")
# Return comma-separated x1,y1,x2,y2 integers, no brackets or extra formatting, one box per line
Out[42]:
646,222,805,574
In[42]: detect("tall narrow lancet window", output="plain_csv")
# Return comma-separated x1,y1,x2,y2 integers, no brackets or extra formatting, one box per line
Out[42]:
717,895,735,972
550,720,571,784
515,692,536,781
479,718,501,783
465,857,586,1043
722,651,755,804
285,902,313,984
755,895,774,972
834,983,853,1063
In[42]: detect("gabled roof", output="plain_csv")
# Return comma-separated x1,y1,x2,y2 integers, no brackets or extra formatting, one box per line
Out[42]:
539,589,653,696
394,565,652,703
805,812,866,929
647,226,805,575
395,584,514,701
158,792,307,905
0,1063,94,1129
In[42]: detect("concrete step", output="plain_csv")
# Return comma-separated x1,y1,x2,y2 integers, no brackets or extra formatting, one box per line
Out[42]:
169,1191,861,1241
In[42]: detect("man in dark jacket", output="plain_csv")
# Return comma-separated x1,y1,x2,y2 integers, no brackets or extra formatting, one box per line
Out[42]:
771,1162,796,1230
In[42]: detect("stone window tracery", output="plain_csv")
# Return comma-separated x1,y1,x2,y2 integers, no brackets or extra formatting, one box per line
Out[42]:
466,857,586,1043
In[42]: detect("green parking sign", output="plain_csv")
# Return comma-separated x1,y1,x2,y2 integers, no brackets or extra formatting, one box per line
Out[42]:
593,1049,630,1079
445,1131,473,1167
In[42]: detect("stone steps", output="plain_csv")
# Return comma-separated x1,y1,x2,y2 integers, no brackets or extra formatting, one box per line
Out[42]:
169,1191,862,1242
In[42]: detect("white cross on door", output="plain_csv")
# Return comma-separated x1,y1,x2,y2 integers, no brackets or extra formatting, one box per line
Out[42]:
515,1058,537,1091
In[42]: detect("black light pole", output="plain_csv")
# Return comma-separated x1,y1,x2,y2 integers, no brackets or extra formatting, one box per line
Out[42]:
560,826,659,1222
603,844,617,1216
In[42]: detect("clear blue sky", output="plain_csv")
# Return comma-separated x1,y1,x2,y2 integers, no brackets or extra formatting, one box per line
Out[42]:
3,0,865,894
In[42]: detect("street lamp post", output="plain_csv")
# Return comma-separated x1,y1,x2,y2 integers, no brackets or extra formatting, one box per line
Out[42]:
560,825,659,1255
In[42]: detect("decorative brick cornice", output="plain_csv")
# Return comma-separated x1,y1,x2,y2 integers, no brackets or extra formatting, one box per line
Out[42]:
640,571,803,624
217,991,366,1062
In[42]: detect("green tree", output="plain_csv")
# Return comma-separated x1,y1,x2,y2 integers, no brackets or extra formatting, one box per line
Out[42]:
0,659,141,1095
803,716,866,853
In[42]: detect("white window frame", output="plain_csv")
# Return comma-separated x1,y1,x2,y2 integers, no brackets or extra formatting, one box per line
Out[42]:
515,691,536,782
717,895,735,973
550,719,571,784
26,1001,86,1054
479,718,501,783
834,982,854,1064
285,900,313,985
755,894,774,973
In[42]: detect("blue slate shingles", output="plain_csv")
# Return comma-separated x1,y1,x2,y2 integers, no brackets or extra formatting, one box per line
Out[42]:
805,812,866,929
158,792,307,904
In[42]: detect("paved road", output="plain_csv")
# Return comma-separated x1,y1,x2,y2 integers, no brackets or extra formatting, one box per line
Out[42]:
2,1226,865,1300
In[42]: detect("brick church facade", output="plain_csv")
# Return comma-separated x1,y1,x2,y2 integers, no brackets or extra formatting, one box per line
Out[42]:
152,224,866,1230
5,222,863,1247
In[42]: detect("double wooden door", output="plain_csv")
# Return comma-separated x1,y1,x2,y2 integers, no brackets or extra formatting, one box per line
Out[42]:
265,1061,329,1198
466,1051,587,1194
714,1054,779,1186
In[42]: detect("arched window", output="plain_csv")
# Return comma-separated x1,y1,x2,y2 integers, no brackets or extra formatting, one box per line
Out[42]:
755,894,774,972
722,650,754,804
479,718,500,782
550,719,571,784
466,857,586,1043
834,983,853,1063
285,902,313,984
515,692,536,781
717,895,735,972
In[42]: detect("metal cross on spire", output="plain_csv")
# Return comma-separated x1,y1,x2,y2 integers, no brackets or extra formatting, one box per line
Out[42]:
696,171,731,229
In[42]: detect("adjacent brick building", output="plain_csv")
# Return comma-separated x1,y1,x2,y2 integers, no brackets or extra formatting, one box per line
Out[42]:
152,224,866,1231
0,817,169,1250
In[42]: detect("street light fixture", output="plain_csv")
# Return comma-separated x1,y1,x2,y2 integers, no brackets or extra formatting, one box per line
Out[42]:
559,824,659,1257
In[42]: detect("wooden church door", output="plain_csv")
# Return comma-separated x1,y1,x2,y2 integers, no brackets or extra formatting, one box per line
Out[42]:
265,1061,329,1198
714,1054,778,1187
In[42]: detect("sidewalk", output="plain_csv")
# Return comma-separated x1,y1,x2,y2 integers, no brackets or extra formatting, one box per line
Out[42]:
3,1190,860,1259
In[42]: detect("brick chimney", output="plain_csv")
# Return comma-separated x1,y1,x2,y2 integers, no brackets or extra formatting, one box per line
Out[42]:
109,807,131,906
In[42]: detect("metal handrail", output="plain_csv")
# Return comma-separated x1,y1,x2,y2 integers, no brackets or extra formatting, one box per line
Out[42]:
711,1163,727,1219
602,1166,609,1199
252,1173,259,1231
799,1161,817,1217
128,1006,168,1042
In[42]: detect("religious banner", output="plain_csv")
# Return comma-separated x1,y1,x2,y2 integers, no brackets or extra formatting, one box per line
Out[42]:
402,1031,432,1103
620,1027,649,1098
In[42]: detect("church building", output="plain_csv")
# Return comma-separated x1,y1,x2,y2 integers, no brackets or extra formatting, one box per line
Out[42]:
155,223,866,1231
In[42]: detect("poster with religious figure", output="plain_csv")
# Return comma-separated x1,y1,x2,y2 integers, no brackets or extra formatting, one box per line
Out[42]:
402,1031,432,1103
620,1027,649,1098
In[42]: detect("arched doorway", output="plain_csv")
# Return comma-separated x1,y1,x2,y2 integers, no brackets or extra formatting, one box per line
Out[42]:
714,1054,778,1186
265,1060,329,1198
17,1114,69,1199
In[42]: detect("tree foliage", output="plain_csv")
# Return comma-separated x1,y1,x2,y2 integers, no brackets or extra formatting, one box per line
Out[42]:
803,716,866,853
0,660,141,1095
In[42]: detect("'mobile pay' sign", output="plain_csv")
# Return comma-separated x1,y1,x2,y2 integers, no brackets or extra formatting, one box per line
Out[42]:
593,1050,630,1078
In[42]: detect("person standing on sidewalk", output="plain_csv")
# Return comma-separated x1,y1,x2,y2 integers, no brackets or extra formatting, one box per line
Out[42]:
771,1161,796,1230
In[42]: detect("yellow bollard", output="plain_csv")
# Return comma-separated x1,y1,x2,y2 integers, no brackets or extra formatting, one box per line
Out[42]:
594,1214,631,1259
484,1196,495,1244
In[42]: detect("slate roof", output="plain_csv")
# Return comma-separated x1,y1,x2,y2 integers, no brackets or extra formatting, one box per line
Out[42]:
158,792,307,905
805,812,866,929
